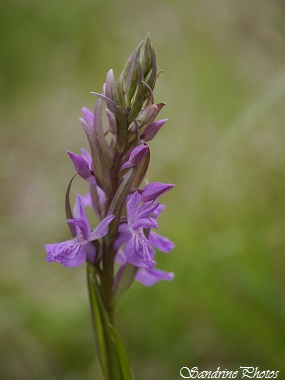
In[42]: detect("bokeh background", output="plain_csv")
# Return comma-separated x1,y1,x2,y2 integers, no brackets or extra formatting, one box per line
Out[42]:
1,0,285,379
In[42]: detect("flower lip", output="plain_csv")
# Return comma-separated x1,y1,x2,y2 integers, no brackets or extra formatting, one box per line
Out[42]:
45,194,114,268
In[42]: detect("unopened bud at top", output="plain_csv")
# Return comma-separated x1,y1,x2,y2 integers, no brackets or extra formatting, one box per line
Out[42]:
118,35,157,114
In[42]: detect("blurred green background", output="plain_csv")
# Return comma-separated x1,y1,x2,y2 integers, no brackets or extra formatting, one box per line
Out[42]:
1,0,285,379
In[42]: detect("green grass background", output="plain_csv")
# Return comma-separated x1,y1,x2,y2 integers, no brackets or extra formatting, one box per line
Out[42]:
1,0,285,379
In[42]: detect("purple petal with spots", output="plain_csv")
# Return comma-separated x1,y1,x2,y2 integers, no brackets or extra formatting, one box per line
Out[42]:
135,268,174,286
149,231,175,253
45,239,86,267
141,182,174,202
124,235,156,269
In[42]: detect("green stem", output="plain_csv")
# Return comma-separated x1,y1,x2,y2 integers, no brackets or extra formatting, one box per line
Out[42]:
101,241,115,324
87,265,134,380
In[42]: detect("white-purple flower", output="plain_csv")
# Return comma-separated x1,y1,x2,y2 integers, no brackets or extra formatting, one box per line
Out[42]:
45,194,114,267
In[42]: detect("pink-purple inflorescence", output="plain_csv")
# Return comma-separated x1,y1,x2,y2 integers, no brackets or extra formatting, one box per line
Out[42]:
45,35,175,287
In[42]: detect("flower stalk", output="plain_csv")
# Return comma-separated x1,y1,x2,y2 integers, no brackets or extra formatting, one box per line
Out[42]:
45,35,175,379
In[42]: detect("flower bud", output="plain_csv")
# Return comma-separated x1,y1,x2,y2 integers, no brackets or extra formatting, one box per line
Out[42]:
142,119,168,142
117,35,157,113
121,145,149,170
137,104,158,127
67,150,96,185
139,34,157,90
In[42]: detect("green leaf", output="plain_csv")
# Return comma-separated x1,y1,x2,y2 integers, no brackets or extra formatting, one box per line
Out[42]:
87,265,134,380
87,266,110,379
110,264,138,308
108,324,134,380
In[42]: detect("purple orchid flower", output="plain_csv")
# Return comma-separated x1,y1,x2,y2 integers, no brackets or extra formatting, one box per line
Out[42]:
67,148,97,185
45,194,114,267
116,191,175,270
116,249,174,287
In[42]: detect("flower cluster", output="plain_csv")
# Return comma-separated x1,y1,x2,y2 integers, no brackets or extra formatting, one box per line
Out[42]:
45,36,175,289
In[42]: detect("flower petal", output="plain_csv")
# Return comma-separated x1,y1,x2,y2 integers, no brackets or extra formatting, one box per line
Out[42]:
115,249,127,265
114,232,131,251
85,242,97,263
121,145,149,170
126,192,140,225
124,234,156,269
82,107,94,128
135,268,174,286
131,217,158,231
45,239,86,267
136,202,159,220
89,215,115,241
81,193,92,209
141,182,174,202
149,231,175,253
67,150,90,178
81,148,93,170
67,218,89,241
152,203,166,219
72,194,91,238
